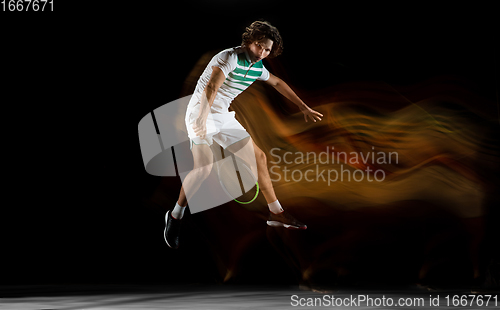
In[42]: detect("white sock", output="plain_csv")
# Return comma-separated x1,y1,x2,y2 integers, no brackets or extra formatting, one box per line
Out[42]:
268,200,284,214
171,202,186,220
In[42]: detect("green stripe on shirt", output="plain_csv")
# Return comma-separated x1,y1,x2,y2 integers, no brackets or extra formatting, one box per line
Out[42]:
233,67,262,77
228,72,258,82
226,77,253,88
223,82,245,92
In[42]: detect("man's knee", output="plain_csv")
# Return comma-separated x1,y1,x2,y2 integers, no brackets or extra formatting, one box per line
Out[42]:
192,162,213,179
191,144,214,177
255,148,266,163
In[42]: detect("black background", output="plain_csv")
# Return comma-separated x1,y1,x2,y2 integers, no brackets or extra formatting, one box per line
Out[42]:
1,1,498,287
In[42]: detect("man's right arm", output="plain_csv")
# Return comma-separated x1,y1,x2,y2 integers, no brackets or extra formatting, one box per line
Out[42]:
193,66,226,139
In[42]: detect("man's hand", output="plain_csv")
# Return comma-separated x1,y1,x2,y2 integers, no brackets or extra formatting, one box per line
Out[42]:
266,73,323,123
300,105,323,123
192,116,207,140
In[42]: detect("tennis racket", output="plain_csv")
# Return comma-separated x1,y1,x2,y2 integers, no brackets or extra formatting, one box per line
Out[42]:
212,144,259,204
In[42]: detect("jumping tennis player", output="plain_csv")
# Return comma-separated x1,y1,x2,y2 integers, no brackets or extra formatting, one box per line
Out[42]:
165,20,323,249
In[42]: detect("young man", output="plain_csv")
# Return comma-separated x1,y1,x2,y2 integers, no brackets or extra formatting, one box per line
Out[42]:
165,21,323,249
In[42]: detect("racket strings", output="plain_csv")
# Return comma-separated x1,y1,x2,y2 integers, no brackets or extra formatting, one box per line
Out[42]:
216,145,259,203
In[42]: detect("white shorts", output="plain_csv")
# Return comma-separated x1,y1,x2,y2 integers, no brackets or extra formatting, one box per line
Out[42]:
185,106,250,149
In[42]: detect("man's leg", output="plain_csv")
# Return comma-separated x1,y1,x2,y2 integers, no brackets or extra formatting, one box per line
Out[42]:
226,137,307,229
165,143,213,249
176,143,214,209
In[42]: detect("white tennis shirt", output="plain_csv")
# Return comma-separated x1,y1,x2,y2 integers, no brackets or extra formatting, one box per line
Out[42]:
188,46,270,113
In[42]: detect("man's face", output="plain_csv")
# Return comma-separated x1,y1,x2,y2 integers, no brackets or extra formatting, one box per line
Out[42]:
247,38,273,63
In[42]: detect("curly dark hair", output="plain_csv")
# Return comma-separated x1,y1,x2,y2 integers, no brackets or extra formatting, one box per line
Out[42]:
241,21,283,58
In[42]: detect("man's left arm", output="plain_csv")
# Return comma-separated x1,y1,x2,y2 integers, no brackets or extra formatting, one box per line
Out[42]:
265,73,323,123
